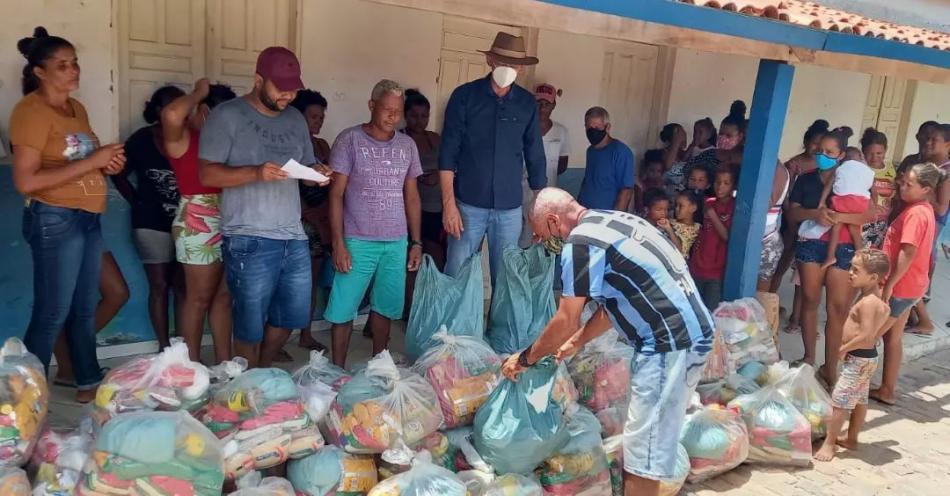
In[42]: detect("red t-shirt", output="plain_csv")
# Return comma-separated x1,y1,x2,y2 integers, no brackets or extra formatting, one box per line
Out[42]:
169,132,221,195
882,201,935,299
689,197,735,280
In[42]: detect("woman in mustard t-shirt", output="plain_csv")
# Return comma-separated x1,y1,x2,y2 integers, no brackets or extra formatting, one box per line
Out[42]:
9,27,127,403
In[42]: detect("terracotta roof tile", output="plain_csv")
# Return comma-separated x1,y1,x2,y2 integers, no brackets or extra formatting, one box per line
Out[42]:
677,0,950,51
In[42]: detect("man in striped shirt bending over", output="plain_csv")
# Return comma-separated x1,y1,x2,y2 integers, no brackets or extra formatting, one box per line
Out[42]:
503,187,713,496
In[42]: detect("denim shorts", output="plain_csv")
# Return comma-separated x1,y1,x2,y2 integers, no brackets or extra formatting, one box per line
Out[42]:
888,296,919,318
324,237,408,324
795,238,855,271
624,349,707,480
223,235,312,343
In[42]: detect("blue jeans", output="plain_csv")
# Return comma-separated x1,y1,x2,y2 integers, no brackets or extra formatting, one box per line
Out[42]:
22,202,104,390
445,201,522,286
223,236,311,343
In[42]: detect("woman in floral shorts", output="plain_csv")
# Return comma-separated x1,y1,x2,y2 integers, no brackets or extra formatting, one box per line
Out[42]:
163,79,236,363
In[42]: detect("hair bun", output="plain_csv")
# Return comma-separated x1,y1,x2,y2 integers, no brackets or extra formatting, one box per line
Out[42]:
835,126,854,139
17,26,49,58
809,119,830,133
728,100,747,120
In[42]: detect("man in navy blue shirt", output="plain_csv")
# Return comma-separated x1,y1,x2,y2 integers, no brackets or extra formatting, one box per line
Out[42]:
577,106,635,211
439,32,547,285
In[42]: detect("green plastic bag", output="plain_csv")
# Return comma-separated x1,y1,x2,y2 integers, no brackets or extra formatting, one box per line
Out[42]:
473,356,569,475
405,253,485,361
487,245,556,354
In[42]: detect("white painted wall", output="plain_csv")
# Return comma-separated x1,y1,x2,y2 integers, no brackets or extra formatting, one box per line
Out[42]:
902,81,950,159
0,0,117,144
534,29,607,167
781,64,870,160
298,0,442,144
666,49,872,161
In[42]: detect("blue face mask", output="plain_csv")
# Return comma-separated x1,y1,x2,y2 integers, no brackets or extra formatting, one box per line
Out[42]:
816,153,838,170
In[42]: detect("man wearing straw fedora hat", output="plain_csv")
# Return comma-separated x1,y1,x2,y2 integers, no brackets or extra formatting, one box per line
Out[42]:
439,32,547,287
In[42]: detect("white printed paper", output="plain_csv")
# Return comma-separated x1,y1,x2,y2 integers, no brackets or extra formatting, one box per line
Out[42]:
281,159,329,182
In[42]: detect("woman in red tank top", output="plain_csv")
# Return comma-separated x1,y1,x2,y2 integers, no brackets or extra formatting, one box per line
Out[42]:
161,78,236,363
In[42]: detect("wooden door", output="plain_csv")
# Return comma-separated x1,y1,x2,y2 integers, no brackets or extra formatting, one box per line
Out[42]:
599,41,660,158
435,17,524,131
206,0,297,94
861,75,916,163
117,0,206,139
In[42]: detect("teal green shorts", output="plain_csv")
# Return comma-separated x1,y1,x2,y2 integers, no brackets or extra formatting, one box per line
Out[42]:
324,237,407,324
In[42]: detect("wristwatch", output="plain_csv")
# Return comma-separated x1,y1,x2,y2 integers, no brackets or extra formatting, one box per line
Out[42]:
517,345,534,368
409,239,423,249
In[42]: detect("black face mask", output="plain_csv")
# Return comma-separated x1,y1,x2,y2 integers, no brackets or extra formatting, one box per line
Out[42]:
586,128,607,146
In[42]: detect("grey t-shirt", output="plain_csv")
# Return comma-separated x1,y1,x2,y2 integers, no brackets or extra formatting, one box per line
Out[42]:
198,98,316,240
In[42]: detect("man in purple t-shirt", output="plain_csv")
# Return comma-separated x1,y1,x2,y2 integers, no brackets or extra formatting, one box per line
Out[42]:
325,79,423,367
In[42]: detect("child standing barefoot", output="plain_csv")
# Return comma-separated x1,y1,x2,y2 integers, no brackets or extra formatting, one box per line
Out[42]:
815,248,890,461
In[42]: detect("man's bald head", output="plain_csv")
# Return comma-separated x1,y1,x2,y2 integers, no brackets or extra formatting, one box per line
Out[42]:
528,187,584,242
529,187,577,222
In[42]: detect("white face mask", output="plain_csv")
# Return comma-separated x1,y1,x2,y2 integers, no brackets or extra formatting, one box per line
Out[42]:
491,66,517,88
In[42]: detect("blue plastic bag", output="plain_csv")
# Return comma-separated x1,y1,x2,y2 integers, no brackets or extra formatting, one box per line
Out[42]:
487,245,556,354
473,356,569,475
287,445,377,495
405,253,486,361
537,407,611,495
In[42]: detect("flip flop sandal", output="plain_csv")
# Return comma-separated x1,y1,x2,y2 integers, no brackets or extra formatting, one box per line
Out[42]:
869,391,896,406
782,324,802,334
905,327,934,337
53,367,112,389
298,340,327,352
273,349,294,363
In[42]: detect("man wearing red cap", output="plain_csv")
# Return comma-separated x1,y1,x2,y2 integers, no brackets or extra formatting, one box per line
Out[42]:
199,46,330,367
519,83,571,248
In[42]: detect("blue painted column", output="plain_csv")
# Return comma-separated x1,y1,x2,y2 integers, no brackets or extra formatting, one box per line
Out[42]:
722,60,795,301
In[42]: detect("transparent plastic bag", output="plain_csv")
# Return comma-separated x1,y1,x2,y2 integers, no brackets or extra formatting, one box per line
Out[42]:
697,372,762,406
368,455,467,496
552,362,579,412
412,329,501,428
444,427,492,474
473,356,569,475
680,405,749,482
93,338,211,424
484,473,543,496
405,253,485,361
762,361,791,387
774,364,833,440
82,410,225,496
538,407,611,496
0,337,48,467
293,350,353,392
288,445,377,496
603,435,623,496
566,330,635,437
29,421,93,495
229,472,295,496
201,368,321,478
737,361,768,385
326,351,444,454
727,386,812,467
658,444,689,496
0,466,29,495
699,329,734,383
713,298,779,367
487,245,556,354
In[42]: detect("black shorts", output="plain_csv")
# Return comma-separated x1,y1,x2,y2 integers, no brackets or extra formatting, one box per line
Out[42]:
421,211,444,244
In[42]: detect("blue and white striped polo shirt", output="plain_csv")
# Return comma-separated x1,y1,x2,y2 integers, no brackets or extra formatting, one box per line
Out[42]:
561,210,714,355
